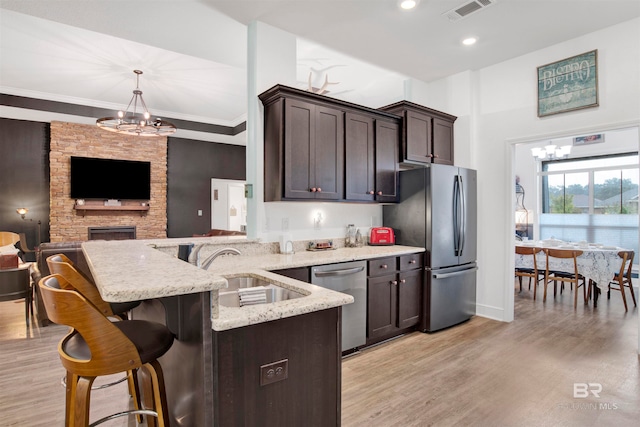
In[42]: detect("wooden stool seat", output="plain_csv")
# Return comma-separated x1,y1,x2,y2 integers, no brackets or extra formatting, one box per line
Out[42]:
63,320,174,364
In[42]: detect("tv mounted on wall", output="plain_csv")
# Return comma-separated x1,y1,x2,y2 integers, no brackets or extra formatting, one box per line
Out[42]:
70,156,151,200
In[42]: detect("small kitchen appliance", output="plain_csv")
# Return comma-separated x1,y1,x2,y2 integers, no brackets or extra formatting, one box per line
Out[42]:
369,227,395,245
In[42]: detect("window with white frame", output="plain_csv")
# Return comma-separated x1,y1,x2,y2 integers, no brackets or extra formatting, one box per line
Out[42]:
539,153,639,255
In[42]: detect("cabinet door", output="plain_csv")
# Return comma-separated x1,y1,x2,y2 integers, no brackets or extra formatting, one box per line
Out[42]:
284,98,315,199
345,113,375,201
313,105,344,200
405,110,432,163
432,118,454,165
283,100,343,200
367,273,398,339
375,119,399,202
398,269,422,329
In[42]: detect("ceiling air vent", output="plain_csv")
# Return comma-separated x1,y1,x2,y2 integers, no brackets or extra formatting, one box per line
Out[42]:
443,0,497,22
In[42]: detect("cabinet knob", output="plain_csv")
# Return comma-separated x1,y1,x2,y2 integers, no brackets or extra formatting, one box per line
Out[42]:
310,187,316,192
434,155,439,158
400,279,406,284
409,259,416,264
377,191,383,196
368,191,374,195
317,187,322,192
380,264,388,269
391,280,398,286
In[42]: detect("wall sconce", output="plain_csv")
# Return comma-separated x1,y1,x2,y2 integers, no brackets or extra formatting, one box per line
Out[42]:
16,207,42,247
314,211,324,230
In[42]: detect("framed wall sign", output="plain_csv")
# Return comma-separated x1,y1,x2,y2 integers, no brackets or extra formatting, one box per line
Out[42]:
537,49,598,117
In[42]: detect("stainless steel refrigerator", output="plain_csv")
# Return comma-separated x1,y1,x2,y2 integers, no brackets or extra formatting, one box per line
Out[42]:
383,164,477,332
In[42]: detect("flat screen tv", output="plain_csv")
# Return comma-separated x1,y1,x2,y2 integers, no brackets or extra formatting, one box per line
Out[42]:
70,156,151,200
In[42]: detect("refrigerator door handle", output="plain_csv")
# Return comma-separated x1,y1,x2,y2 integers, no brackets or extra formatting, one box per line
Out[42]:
453,175,463,256
459,175,466,256
453,176,459,255
433,267,478,279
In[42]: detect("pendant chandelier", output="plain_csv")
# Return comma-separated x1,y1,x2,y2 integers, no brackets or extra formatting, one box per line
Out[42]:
96,70,177,137
530,142,571,160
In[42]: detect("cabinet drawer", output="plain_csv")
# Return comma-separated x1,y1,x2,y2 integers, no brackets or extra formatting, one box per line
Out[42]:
368,257,396,276
399,253,423,271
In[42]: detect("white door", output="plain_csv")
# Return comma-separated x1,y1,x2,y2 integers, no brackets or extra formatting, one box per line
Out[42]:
211,179,246,231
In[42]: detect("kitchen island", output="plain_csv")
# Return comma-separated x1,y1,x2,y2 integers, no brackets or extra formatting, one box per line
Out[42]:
82,239,424,426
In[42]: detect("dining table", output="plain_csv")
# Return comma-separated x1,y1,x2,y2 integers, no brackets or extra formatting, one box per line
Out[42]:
515,240,628,306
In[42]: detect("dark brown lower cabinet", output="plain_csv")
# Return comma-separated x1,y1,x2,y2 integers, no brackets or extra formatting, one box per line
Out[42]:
212,307,341,427
367,256,423,345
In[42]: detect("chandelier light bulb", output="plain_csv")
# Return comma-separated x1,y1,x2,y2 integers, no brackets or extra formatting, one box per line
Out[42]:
117,111,124,118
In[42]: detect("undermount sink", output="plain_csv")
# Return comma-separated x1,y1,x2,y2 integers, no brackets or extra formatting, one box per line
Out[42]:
219,276,306,307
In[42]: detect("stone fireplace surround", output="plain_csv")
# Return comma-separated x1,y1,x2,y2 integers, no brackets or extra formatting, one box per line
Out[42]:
49,121,167,242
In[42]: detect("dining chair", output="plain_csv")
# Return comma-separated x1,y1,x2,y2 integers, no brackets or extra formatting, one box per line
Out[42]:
515,246,544,299
18,232,37,262
542,248,587,309
0,266,33,326
0,231,20,247
607,250,637,311
38,274,174,426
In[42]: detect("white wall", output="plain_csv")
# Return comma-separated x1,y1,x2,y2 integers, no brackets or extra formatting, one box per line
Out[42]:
432,18,640,322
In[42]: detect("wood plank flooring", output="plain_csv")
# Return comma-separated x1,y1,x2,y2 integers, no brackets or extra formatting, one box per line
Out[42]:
1,281,638,426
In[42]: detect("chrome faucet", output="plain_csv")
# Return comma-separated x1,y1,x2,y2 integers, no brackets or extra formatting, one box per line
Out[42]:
188,243,206,266
200,247,242,270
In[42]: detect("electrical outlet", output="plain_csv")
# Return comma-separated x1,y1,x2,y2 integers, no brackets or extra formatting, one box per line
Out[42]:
260,359,288,386
282,217,289,231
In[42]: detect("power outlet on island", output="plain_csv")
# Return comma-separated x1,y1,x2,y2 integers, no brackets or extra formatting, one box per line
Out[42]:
260,359,288,386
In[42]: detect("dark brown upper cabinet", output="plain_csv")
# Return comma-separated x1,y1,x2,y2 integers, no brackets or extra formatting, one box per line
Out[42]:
260,84,400,203
283,98,344,200
379,101,457,166
344,113,399,203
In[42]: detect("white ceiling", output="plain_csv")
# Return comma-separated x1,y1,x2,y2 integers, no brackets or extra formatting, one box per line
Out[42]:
1,0,639,129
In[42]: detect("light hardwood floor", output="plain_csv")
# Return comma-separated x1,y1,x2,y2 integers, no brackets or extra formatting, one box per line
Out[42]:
1,282,638,426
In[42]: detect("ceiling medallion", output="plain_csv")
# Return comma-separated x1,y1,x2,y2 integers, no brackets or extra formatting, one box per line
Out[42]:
96,70,177,137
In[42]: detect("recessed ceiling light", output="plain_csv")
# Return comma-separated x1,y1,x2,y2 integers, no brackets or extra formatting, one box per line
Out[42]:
399,0,419,10
462,37,478,46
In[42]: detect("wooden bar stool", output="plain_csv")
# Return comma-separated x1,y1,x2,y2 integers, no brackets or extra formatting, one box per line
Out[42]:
543,248,587,309
607,250,637,311
39,274,174,426
47,253,144,420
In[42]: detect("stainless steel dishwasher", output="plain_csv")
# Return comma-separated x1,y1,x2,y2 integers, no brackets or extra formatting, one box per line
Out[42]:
311,260,367,352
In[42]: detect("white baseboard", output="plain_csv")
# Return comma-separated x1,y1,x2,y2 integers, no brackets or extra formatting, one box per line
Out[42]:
475,303,508,322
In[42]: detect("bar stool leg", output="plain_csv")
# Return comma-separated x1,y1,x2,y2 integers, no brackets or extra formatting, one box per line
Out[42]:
74,376,95,427
127,369,143,423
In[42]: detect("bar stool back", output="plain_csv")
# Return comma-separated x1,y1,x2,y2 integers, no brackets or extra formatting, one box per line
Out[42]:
47,254,140,319
39,274,174,426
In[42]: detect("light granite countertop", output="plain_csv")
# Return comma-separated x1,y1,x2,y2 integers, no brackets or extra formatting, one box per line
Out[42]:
82,239,424,331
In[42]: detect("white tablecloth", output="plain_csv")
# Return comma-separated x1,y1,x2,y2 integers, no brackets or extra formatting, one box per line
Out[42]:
515,243,626,290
